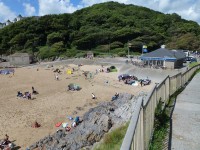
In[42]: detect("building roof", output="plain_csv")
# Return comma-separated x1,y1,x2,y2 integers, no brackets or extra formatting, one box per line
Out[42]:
141,48,185,61
10,53,30,57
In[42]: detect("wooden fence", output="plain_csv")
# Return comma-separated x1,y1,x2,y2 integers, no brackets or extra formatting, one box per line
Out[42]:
121,65,200,150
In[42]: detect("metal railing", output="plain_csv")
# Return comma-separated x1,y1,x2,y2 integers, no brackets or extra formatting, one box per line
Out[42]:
121,64,200,150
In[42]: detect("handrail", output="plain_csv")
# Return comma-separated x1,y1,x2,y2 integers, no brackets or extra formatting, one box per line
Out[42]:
120,64,200,150
156,75,169,90
143,85,157,107
120,97,143,150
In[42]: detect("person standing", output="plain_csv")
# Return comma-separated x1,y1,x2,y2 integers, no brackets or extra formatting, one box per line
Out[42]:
55,74,59,80
92,93,96,99
140,80,143,87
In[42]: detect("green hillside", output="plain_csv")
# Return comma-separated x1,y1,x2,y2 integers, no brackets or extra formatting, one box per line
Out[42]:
0,1,200,59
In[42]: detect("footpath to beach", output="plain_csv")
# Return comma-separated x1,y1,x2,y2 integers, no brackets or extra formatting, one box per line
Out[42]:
172,73,200,150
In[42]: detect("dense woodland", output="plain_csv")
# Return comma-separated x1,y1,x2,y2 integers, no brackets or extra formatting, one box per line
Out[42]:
0,1,200,59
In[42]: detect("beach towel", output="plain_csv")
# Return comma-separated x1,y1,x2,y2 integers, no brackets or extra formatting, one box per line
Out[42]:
62,123,68,128
55,122,62,127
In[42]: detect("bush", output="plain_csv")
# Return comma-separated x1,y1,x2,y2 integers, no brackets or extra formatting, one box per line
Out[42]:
111,48,126,53
38,46,58,59
94,123,129,150
110,66,116,69
118,51,126,57
110,41,124,49
75,52,86,58
65,48,77,57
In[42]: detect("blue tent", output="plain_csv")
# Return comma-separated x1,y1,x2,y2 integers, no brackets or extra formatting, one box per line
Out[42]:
0,69,14,75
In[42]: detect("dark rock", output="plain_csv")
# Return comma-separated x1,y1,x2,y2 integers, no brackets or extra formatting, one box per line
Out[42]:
30,93,139,150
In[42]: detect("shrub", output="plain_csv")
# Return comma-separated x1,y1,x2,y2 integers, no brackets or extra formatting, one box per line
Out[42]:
118,51,126,57
110,66,116,69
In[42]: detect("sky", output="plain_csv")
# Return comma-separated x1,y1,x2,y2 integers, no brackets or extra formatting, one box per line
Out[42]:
0,0,200,24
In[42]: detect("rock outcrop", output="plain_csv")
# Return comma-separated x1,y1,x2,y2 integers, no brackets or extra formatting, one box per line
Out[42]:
29,92,147,150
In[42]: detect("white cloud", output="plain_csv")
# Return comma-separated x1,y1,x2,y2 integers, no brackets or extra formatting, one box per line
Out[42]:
0,2,16,22
38,0,82,16
80,0,131,7
1,0,200,24
23,3,36,16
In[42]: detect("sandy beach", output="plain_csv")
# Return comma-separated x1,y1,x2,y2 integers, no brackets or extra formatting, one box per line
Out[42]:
0,63,153,149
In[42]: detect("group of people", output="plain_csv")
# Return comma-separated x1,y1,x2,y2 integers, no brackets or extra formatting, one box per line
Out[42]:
0,134,14,150
17,91,31,99
64,116,81,132
17,87,38,100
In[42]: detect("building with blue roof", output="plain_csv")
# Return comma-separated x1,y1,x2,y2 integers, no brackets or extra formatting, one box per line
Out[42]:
140,48,186,69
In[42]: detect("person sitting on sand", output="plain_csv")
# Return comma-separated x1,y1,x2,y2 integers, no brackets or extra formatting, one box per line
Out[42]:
23,92,27,98
72,121,76,127
27,93,31,100
32,87,38,94
74,116,80,125
66,126,71,132
17,91,23,97
0,134,13,150
32,121,40,128
32,87,34,92
115,92,119,98
55,74,59,80
1,134,10,146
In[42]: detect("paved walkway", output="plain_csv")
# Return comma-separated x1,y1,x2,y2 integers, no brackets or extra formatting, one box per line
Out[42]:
172,73,200,150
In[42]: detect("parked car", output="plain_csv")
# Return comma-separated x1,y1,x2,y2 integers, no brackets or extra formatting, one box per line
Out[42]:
140,79,151,86
185,56,195,62
190,57,197,63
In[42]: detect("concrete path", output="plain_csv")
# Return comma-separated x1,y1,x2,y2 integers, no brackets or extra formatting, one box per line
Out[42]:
172,73,200,150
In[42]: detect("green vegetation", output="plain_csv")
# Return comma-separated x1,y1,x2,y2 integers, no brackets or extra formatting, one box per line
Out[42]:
1,1,200,60
94,123,129,150
149,100,170,150
150,67,200,150
189,62,200,68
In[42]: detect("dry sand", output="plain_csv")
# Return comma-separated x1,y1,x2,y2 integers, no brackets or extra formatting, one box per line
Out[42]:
0,64,153,149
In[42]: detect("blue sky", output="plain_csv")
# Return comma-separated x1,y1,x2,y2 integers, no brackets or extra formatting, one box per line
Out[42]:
0,0,200,24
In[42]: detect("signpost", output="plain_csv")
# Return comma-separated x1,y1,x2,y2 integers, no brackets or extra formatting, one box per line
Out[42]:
128,42,132,59
142,45,148,54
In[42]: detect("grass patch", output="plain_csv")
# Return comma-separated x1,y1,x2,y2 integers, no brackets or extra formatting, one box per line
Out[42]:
94,123,129,150
189,62,199,68
149,100,170,150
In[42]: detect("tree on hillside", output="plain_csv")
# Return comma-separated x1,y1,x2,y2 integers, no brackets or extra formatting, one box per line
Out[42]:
47,32,62,46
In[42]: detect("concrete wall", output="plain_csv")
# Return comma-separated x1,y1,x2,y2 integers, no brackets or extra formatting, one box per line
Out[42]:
9,56,30,65
121,64,200,150
165,61,175,69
